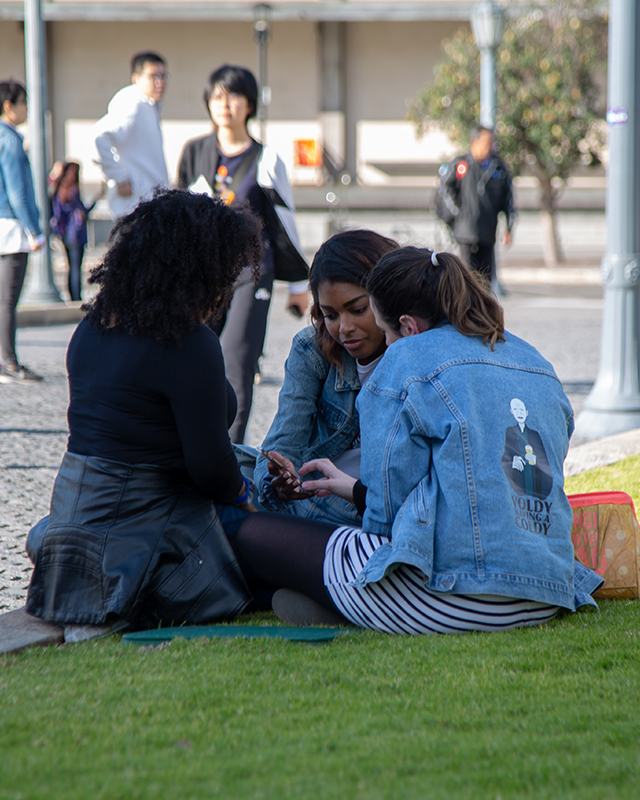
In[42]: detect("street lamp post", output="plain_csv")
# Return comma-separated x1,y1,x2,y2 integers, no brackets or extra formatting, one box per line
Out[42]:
22,0,62,303
575,0,640,438
469,0,505,129
253,4,271,144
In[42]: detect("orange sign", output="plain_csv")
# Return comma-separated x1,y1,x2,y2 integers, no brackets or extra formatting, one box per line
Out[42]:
294,139,322,167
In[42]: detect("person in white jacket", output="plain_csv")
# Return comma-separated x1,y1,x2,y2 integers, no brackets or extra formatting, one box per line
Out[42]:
94,52,170,219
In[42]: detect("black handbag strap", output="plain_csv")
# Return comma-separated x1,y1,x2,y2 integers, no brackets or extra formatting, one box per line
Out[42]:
217,139,263,193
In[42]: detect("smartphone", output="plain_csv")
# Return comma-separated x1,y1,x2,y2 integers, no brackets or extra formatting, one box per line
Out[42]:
259,449,315,499
259,448,294,476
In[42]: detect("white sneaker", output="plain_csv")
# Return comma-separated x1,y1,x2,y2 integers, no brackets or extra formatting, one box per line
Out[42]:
63,618,129,643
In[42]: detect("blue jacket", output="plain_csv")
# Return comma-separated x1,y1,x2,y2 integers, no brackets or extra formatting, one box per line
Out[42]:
255,326,362,525
355,325,603,610
0,121,42,238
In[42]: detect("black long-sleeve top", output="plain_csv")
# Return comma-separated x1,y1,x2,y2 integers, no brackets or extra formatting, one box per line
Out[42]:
66,320,244,504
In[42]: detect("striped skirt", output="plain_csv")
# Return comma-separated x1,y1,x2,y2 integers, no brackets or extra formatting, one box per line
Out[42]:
323,527,560,635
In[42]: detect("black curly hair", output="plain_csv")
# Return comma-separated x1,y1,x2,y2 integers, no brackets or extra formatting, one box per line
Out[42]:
84,190,263,344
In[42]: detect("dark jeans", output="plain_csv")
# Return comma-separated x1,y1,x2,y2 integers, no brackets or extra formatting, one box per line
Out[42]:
64,243,85,301
210,267,274,444
458,242,494,283
0,251,28,366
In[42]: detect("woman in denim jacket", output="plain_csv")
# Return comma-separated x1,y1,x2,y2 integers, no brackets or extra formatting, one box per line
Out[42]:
236,247,603,634
254,229,398,526
0,80,45,383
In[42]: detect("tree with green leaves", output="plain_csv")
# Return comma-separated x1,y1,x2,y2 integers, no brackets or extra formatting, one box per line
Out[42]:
409,1,608,265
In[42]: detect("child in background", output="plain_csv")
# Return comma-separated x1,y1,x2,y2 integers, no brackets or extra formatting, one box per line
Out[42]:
51,161,100,301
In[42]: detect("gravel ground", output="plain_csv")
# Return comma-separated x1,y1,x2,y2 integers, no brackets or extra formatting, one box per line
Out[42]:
0,279,603,613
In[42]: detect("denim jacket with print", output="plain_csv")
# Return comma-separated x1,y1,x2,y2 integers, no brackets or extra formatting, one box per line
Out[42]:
354,325,603,610
0,121,42,237
255,325,363,525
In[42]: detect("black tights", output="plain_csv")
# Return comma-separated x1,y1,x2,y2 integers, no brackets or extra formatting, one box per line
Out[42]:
235,512,339,612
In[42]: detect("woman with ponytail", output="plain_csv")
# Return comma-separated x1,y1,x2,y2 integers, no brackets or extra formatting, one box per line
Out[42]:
235,247,603,634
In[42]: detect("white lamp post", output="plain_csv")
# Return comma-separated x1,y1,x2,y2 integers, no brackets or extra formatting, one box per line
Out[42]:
575,0,640,438
22,0,62,303
469,1,505,129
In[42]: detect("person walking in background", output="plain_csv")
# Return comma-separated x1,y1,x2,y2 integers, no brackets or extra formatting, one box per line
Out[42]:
93,51,169,220
0,79,45,384
437,124,515,283
50,161,100,301
178,64,308,444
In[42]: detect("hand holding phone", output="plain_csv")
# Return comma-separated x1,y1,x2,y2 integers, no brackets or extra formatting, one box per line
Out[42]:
260,449,315,501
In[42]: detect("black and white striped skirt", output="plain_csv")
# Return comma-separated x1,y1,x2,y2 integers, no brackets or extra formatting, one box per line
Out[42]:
323,527,560,635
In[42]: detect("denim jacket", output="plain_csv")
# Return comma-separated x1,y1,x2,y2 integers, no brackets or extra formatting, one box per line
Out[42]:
255,326,363,525
0,121,42,238
355,325,603,610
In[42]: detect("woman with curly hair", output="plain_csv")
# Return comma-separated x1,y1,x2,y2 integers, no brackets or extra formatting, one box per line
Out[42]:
26,190,263,640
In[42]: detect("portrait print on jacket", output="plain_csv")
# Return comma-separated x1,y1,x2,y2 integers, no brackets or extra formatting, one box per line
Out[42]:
502,397,553,500
501,397,555,536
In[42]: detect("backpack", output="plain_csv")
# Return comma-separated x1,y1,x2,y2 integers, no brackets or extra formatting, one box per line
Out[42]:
434,159,460,228
434,186,457,228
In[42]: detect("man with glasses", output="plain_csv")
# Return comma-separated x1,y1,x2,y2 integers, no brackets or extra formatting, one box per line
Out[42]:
94,52,170,219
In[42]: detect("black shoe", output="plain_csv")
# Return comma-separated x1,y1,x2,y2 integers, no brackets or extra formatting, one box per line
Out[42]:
272,589,352,627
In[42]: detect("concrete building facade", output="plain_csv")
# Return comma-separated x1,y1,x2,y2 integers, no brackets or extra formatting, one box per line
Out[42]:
0,1,604,217
0,2,488,198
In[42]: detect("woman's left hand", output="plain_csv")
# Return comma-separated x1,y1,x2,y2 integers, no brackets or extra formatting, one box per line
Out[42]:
298,458,356,501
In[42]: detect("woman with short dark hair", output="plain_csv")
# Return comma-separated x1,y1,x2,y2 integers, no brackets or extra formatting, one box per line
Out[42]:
177,64,308,444
26,190,263,639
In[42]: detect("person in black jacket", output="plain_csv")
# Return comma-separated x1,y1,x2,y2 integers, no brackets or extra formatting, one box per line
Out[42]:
437,125,515,282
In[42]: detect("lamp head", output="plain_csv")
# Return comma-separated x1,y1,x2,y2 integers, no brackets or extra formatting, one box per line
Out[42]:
470,1,506,50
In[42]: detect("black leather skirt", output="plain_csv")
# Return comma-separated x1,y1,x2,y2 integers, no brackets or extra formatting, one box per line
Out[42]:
26,452,251,629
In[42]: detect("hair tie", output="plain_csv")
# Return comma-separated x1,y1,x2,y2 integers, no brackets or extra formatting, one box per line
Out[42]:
431,250,440,267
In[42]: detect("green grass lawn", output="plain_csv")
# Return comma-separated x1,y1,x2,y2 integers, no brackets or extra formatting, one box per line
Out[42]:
2,457,640,800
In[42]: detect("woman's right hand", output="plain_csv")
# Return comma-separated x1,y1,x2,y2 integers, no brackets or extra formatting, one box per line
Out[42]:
298,458,356,502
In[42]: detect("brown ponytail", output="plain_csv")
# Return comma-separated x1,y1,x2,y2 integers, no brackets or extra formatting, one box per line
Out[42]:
367,247,505,349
